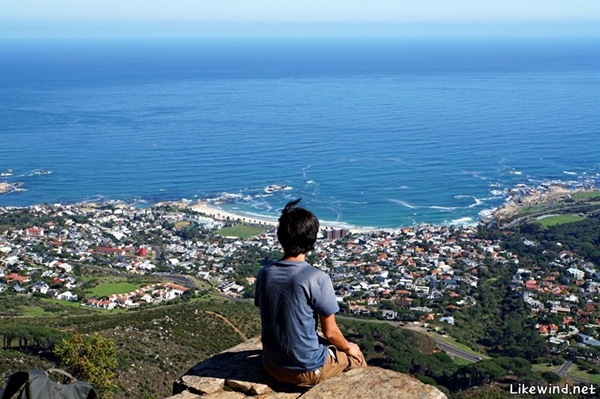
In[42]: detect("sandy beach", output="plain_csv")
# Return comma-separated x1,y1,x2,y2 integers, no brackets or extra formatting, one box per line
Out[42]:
190,201,279,227
187,201,376,234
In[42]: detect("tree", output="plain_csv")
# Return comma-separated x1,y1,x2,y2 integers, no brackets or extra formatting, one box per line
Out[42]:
54,333,119,398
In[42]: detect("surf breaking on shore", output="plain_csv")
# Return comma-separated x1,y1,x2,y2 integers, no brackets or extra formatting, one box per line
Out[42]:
1,179,597,233
168,183,597,234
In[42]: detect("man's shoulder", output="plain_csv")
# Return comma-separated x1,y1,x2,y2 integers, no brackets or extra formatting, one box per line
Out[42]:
297,263,331,284
262,260,328,280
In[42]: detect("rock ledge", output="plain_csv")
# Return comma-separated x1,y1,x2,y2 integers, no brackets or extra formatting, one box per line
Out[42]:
169,337,447,399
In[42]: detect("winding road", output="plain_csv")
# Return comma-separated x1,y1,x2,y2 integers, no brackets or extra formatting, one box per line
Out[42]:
337,316,482,363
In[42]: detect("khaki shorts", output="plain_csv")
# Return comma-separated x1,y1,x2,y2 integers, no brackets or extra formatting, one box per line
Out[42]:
263,346,366,387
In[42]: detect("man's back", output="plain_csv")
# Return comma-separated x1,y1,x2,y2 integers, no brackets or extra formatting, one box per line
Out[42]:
255,199,365,386
255,259,339,371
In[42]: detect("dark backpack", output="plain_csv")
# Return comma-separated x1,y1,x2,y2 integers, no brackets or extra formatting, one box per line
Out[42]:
0,369,97,399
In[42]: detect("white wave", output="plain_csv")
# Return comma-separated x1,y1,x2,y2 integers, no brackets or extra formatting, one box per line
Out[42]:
490,190,504,196
388,199,419,209
563,171,577,175
306,180,314,184
318,218,357,230
468,197,484,208
454,195,484,208
430,206,457,211
334,200,369,205
509,170,522,175
448,217,475,226
478,208,496,218
462,170,488,180
26,169,52,177
236,209,278,222
301,166,311,180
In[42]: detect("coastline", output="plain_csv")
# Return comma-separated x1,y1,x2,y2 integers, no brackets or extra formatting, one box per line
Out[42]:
0,182,597,233
491,183,595,220
187,201,376,234
185,183,598,233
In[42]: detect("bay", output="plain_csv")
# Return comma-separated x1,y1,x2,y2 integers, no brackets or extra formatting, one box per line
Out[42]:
1,37,598,228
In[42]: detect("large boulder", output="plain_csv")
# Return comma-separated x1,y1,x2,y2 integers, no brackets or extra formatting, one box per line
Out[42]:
169,337,447,399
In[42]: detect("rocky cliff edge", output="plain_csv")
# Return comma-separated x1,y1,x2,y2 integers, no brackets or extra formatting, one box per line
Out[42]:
169,336,447,399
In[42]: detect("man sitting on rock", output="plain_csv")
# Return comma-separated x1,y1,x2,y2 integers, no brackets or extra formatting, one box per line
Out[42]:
255,198,366,386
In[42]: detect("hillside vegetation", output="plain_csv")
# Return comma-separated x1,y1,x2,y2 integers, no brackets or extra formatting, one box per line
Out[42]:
1,298,260,398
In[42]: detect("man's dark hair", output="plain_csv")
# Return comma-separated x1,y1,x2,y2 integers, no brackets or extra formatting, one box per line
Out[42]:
277,198,319,256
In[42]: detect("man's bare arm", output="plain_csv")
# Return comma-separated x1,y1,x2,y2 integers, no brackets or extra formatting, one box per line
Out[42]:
320,314,362,360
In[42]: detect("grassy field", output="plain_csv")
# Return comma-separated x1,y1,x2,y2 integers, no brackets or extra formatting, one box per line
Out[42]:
85,277,152,297
532,363,559,373
19,298,109,317
21,306,54,317
534,362,600,384
452,357,472,366
217,224,265,239
566,364,600,384
573,190,600,201
538,214,586,228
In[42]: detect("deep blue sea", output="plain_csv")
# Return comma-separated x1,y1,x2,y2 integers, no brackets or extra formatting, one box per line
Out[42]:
1,37,599,228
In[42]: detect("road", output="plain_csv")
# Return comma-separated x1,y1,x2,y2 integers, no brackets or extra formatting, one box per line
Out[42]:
557,360,573,376
160,274,197,289
337,316,482,363
555,360,590,384
433,340,480,363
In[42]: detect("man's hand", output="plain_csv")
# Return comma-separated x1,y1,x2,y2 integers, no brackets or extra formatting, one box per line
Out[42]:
345,342,363,362
320,314,363,361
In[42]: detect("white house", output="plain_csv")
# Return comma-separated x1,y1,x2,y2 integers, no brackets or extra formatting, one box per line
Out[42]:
567,268,585,280
57,291,78,302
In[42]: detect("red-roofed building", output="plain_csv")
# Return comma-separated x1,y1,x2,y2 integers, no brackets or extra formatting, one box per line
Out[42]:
164,283,189,292
25,228,44,237
53,277,65,285
87,299,116,310
585,303,596,313
5,273,31,284
94,247,126,256
525,280,539,292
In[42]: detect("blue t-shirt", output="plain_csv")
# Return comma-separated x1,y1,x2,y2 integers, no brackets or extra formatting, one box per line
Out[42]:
255,259,340,371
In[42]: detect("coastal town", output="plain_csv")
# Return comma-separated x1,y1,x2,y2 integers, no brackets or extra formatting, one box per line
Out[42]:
1,185,600,359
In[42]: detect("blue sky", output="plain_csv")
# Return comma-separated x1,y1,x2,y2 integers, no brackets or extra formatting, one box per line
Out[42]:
1,0,598,39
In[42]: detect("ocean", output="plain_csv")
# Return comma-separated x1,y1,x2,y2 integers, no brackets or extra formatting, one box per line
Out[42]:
1,37,598,228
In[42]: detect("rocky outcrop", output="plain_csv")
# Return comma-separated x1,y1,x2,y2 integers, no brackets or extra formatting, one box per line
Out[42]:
169,337,447,399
